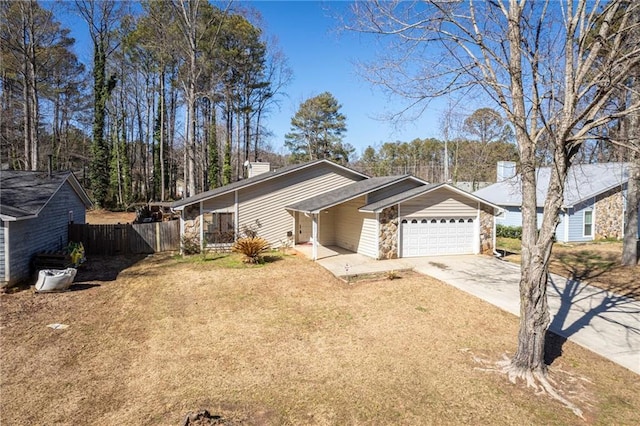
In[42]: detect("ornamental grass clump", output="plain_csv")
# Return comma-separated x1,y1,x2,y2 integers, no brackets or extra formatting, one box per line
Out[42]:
232,237,270,264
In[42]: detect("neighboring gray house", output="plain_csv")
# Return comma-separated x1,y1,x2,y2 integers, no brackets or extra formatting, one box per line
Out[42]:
172,160,501,260
1,171,92,287
474,162,639,242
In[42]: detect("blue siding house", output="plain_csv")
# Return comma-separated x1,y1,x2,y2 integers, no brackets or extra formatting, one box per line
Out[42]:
0,171,92,288
474,162,638,242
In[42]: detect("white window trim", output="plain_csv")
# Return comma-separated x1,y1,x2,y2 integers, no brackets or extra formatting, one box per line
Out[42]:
583,209,594,238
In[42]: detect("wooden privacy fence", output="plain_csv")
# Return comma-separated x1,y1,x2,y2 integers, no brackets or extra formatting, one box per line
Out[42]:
69,220,180,255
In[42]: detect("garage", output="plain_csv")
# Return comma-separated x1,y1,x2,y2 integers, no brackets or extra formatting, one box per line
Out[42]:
401,217,476,257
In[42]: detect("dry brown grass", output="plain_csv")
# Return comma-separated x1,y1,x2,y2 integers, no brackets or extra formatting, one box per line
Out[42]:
86,209,136,224
1,253,639,425
501,240,640,300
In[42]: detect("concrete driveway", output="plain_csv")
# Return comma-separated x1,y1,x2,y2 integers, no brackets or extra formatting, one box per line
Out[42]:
317,252,640,375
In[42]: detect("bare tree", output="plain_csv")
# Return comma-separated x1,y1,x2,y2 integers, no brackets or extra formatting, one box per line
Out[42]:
623,78,640,266
349,0,640,414
170,0,231,197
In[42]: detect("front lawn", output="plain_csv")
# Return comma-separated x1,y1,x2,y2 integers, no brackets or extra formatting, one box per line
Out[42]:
1,252,638,425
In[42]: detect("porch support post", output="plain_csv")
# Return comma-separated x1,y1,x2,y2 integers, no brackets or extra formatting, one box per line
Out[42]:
199,201,204,249
475,202,480,254
312,213,318,260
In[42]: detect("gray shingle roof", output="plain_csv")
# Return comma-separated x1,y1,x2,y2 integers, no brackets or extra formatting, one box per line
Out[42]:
171,159,368,209
359,183,443,212
473,162,629,207
0,170,92,220
285,175,413,212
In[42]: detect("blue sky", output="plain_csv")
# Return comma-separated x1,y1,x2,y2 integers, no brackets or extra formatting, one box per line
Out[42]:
246,0,448,155
55,1,483,157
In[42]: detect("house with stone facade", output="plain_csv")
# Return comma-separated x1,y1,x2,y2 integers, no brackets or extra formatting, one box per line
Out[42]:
172,159,501,260
474,162,638,242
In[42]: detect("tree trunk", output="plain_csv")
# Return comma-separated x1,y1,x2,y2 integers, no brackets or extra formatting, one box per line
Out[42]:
160,68,166,201
623,160,640,265
623,76,640,266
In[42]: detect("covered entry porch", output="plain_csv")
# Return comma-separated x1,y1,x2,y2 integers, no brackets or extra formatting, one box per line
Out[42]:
287,194,378,261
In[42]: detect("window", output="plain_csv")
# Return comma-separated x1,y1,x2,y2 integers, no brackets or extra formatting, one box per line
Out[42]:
203,212,235,243
583,210,593,237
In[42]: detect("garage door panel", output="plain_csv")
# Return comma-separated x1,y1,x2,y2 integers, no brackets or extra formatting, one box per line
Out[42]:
401,217,475,257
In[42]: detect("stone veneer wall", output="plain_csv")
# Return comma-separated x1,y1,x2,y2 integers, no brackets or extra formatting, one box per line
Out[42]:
594,188,624,239
183,204,201,240
479,206,494,254
378,205,398,259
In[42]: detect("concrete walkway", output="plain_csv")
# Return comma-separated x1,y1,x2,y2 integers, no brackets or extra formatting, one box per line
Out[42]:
315,251,640,375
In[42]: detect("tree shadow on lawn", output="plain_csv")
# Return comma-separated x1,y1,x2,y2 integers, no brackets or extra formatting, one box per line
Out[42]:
74,254,148,283
68,283,101,292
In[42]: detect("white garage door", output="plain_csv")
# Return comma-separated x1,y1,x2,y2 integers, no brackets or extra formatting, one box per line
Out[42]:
401,217,476,257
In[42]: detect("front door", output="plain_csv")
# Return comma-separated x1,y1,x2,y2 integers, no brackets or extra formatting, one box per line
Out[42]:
298,212,313,243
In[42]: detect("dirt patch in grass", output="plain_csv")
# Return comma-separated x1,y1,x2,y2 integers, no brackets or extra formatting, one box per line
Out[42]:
86,209,136,224
499,239,639,300
2,253,639,425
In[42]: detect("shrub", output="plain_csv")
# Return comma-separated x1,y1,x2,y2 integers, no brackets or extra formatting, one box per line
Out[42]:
181,235,201,255
232,237,270,264
496,224,522,239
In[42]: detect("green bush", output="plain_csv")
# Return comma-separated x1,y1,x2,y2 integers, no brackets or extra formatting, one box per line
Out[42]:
496,224,522,239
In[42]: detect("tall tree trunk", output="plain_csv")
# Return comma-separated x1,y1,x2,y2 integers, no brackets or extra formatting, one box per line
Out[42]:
90,40,111,207
223,100,232,185
623,76,640,266
208,101,219,189
253,108,262,162
160,68,166,201
623,159,640,266
22,56,32,170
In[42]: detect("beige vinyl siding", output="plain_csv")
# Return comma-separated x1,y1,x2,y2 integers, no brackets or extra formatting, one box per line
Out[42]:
238,163,364,246
367,180,423,204
202,192,234,212
319,209,336,245
359,214,378,258
334,196,378,257
401,188,477,217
